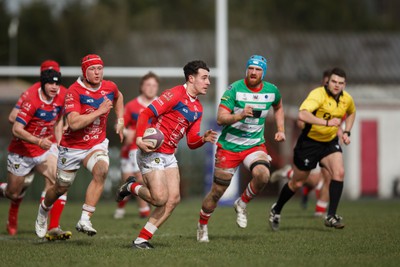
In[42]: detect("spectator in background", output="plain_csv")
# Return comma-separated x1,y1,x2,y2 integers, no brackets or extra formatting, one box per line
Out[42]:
35,54,124,238
114,72,159,219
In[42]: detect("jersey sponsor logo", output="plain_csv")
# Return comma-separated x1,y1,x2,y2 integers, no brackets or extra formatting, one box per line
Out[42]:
22,102,31,111
34,107,61,122
323,113,331,120
244,117,259,124
65,104,74,109
79,92,114,109
156,98,164,106
236,92,275,103
162,91,173,102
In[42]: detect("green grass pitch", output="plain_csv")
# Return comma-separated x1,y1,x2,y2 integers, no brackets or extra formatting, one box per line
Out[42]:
0,198,399,267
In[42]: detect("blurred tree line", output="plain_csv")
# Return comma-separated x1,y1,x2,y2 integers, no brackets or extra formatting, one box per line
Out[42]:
0,0,400,67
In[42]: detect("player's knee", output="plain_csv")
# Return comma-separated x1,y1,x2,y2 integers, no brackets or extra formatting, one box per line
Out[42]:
211,175,231,199
5,190,20,201
289,179,304,191
86,151,109,174
250,160,270,174
92,163,109,181
56,169,76,187
252,167,270,184
152,194,168,207
333,168,345,181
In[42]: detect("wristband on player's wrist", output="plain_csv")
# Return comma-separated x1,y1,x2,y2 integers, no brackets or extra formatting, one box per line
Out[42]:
343,131,351,136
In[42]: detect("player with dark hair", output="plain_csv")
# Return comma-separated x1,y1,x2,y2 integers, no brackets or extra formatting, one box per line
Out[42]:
114,72,159,219
116,60,218,249
35,54,124,238
269,67,356,230
196,55,286,242
0,68,71,240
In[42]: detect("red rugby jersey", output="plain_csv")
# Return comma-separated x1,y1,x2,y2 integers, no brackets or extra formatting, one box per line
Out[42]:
8,87,66,157
137,85,204,154
61,78,120,149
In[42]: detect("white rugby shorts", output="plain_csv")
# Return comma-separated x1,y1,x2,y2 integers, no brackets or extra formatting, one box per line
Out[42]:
57,138,109,171
137,150,178,175
7,144,59,177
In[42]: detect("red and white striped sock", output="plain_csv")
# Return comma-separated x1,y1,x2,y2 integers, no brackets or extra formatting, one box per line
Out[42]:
129,182,142,196
135,222,158,244
199,209,213,225
315,200,328,214
240,183,257,205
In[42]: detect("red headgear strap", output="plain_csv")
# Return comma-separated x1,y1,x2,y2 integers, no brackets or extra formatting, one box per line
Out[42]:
40,60,60,72
81,54,104,79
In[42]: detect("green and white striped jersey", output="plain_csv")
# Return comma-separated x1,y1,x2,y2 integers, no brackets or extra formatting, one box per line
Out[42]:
217,79,281,152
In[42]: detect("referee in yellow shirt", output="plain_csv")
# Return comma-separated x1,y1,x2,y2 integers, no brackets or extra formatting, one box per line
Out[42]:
269,67,356,230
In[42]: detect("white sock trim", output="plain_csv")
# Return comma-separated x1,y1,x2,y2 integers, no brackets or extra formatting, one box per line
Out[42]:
134,185,142,196
144,222,158,234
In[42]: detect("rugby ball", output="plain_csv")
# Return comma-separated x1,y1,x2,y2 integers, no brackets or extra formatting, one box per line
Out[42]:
142,127,164,149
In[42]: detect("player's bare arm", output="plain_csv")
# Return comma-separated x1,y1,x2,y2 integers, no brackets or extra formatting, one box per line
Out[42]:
216,105,253,126
273,99,286,142
298,109,341,127
67,98,113,131
8,107,19,124
12,121,52,150
114,90,125,142
54,116,64,145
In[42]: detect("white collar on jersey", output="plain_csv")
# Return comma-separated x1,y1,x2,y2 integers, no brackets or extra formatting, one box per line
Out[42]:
38,88,56,104
183,83,197,102
77,76,102,91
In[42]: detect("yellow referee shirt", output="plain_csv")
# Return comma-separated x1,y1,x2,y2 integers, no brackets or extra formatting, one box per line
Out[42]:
299,86,356,142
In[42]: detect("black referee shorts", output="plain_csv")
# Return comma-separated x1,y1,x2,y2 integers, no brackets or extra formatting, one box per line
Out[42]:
293,135,342,171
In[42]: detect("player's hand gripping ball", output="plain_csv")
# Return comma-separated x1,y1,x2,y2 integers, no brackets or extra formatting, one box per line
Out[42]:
142,128,164,149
